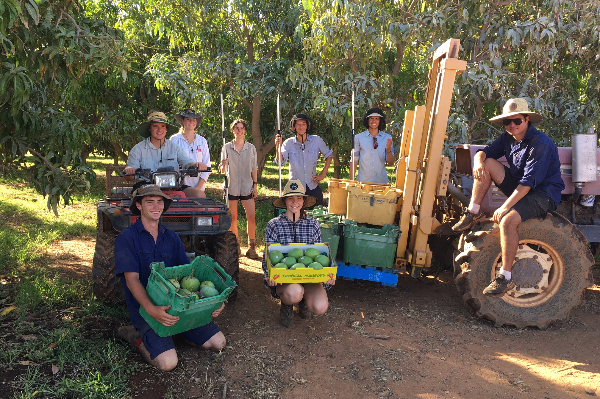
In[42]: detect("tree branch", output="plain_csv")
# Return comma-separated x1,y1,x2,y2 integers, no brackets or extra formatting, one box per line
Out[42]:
392,41,405,76
259,36,285,62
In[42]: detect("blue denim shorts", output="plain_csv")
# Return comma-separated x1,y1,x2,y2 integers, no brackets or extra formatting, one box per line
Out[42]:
137,321,221,360
496,166,556,222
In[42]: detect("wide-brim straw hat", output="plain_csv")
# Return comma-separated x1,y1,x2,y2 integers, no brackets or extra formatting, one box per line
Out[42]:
138,111,179,138
272,180,317,209
174,108,203,125
489,98,543,126
130,184,173,216
363,108,387,129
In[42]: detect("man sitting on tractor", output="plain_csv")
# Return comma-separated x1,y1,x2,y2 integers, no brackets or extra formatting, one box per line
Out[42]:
115,185,226,371
452,98,565,297
124,111,207,197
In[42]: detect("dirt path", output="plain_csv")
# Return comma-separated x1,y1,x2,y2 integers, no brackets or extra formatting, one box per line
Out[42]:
46,239,600,398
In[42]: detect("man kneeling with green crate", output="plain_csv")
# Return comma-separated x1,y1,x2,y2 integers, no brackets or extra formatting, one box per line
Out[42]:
115,185,226,371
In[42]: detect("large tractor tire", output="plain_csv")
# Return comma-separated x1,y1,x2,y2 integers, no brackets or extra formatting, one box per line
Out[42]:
195,231,239,303
454,212,594,328
92,202,124,305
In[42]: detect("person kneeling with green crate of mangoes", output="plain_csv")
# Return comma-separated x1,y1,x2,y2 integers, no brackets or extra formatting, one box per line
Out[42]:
115,185,226,371
263,180,336,328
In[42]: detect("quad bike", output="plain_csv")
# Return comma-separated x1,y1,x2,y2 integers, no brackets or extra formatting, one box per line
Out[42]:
92,166,239,305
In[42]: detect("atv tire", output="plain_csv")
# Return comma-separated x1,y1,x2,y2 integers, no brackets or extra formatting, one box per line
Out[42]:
92,203,124,305
454,212,593,328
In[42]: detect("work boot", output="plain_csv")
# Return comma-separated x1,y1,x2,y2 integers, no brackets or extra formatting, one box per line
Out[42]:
452,210,484,231
298,299,312,320
483,274,514,297
279,304,294,328
118,325,141,346
245,244,261,260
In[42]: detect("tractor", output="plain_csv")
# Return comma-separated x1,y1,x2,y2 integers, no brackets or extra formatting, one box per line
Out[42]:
331,38,595,328
92,166,239,304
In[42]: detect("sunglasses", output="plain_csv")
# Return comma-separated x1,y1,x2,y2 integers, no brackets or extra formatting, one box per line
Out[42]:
502,118,524,126
373,136,379,149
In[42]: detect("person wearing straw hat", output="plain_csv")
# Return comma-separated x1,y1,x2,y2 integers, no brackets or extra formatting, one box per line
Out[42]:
219,118,260,259
350,108,395,183
275,114,333,206
124,111,207,198
452,98,564,297
262,180,336,328
170,108,211,193
114,185,226,371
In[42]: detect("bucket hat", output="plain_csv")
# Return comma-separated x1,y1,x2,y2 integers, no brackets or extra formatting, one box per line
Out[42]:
272,180,317,210
130,184,173,216
175,108,203,126
489,98,543,125
363,108,387,130
138,111,179,138
289,114,314,133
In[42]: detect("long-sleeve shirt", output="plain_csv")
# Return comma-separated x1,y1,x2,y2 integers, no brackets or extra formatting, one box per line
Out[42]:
170,133,211,188
275,135,333,190
481,125,564,206
352,130,394,183
126,138,195,173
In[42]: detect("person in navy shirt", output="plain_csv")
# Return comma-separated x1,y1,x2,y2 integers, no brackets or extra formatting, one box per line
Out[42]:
115,185,226,371
452,98,564,297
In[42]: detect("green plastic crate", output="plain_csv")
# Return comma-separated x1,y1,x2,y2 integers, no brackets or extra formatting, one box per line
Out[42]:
140,256,237,337
343,220,400,269
320,221,341,260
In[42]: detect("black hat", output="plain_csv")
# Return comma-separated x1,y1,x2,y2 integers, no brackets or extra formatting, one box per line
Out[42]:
130,184,173,216
289,113,314,133
362,108,387,130
175,108,203,126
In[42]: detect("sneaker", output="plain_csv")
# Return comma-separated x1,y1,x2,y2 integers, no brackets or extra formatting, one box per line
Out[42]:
452,210,484,231
279,304,294,328
483,274,514,297
298,299,312,320
245,245,261,260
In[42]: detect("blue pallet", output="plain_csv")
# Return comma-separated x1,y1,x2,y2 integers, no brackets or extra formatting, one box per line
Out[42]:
336,263,399,287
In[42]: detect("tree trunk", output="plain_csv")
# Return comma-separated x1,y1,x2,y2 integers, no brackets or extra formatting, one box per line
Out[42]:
333,149,342,178
80,144,90,164
113,142,128,164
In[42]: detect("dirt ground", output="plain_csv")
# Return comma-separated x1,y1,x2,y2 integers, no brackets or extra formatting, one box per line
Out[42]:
31,238,600,399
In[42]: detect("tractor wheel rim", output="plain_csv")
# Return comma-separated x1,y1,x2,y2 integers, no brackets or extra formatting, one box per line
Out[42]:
491,239,565,308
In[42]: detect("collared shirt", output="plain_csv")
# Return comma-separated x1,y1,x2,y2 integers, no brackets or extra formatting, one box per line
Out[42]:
221,140,258,197
482,125,565,206
261,213,331,291
276,135,334,190
114,219,189,329
352,130,394,183
170,133,211,188
127,137,195,174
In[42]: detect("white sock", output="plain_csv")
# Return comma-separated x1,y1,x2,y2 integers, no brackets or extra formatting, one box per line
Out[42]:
499,269,511,280
467,203,480,214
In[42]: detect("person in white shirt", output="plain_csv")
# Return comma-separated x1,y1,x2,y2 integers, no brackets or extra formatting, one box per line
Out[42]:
170,108,211,196
350,108,394,183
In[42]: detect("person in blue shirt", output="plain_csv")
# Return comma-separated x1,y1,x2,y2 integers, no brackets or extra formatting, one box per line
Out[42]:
452,98,565,297
275,114,333,206
350,108,395,183
115,185,226,371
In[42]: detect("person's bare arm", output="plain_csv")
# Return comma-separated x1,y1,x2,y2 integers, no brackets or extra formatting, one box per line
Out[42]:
492,184,531,223
124,272,179,326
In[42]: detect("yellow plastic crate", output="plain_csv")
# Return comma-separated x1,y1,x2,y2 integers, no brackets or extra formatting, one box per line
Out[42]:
327,179,355,215
266,243,337,284
346,185,400,226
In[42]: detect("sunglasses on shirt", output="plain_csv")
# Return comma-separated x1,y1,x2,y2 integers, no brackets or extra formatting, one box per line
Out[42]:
502,117,524,126
373,136,379,149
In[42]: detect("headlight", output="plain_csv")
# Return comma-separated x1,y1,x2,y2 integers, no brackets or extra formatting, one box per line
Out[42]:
154,173,177,188
196,217,212,226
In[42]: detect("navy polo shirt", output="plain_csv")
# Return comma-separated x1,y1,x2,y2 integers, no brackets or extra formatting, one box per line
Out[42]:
482,125,564,206
114,219,189,329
